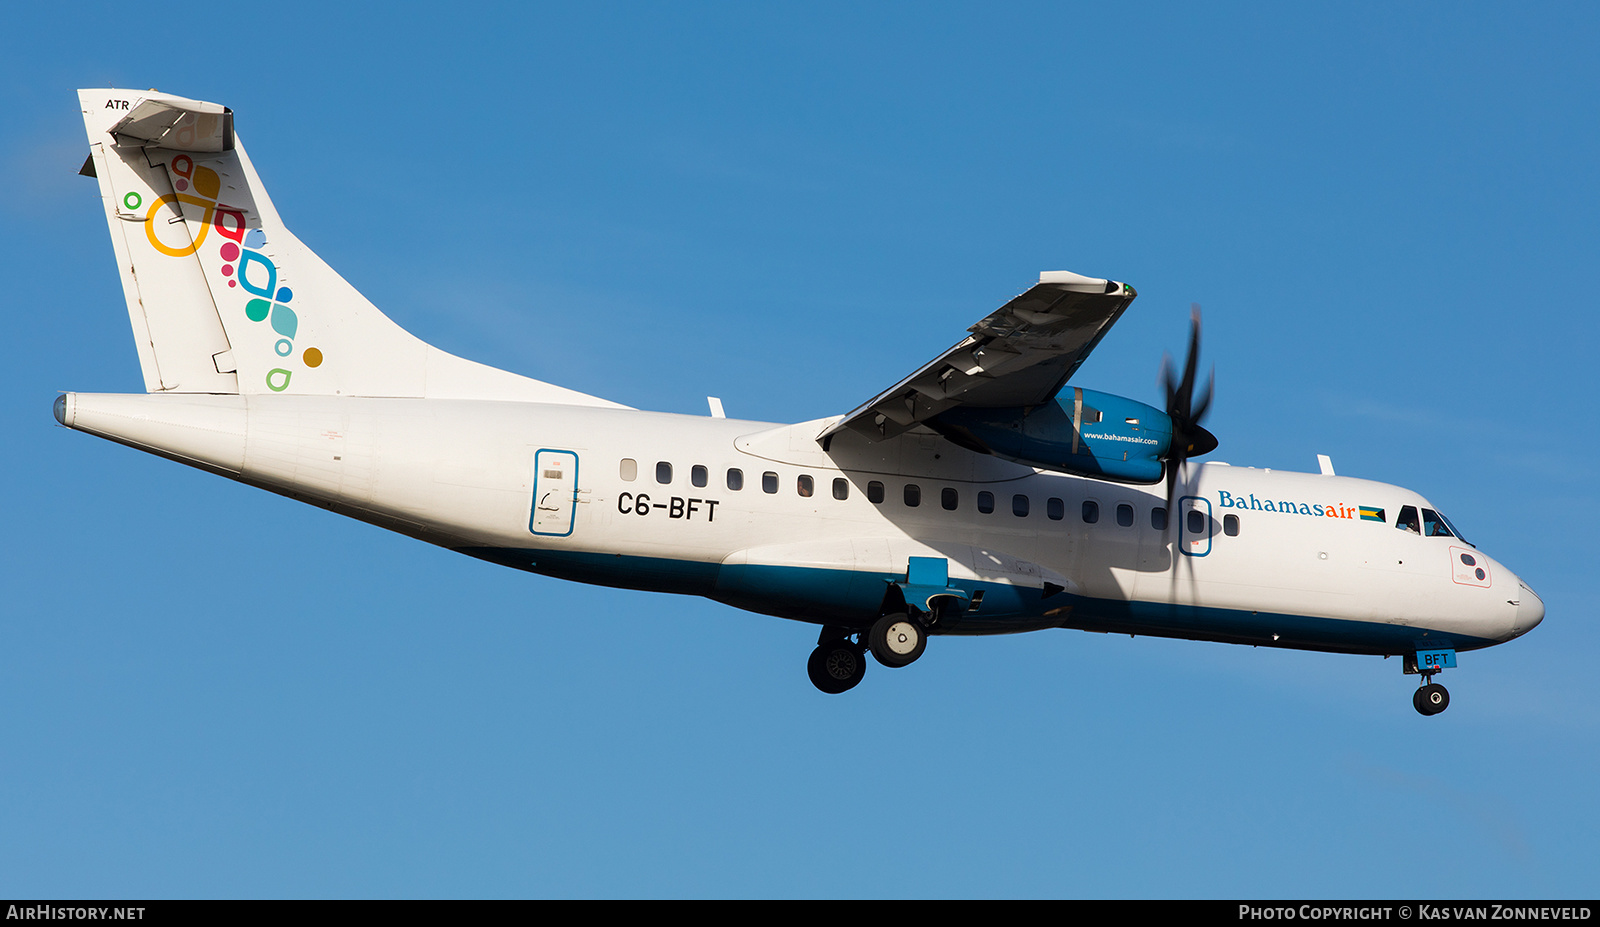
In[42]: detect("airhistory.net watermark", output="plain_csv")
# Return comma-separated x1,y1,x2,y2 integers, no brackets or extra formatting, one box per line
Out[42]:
5,907,144,920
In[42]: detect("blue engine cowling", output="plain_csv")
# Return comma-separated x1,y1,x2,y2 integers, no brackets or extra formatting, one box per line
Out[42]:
929,388,1172,483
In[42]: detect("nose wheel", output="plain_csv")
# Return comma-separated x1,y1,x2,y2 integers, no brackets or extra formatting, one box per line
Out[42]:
1414,679,1450,716
1404,650,1456,716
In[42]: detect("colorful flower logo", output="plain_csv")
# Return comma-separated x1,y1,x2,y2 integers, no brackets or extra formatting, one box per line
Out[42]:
141,148,323,392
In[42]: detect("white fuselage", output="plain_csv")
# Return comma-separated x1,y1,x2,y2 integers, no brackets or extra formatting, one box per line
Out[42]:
58,391,1542,657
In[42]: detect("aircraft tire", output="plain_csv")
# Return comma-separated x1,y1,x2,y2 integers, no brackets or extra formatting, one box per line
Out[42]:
1413,683,1450,716
808,642,866,694
868,613,926,668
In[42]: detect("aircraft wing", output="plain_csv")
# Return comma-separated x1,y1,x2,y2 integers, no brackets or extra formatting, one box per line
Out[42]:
820,271,1137,443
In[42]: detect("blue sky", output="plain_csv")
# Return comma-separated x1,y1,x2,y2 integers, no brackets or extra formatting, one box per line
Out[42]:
2,2,1597,898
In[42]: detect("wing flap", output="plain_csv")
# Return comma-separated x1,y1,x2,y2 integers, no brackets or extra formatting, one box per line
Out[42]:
822,271,1136,442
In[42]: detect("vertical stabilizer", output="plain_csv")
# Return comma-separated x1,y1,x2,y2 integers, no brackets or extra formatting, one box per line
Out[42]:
78,89,625,407
80,90,237,392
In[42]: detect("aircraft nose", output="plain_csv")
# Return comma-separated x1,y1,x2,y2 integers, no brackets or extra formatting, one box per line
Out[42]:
1517,582,1545,635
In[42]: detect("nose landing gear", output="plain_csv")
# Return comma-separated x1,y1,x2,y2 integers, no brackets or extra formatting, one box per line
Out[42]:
1413,679,1450,716
1404,648,1457,716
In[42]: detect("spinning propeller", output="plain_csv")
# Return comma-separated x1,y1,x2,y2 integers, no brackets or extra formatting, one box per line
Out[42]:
1158,304,1218,519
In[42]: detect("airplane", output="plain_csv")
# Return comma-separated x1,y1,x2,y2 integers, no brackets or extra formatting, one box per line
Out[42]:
58,88,1543,715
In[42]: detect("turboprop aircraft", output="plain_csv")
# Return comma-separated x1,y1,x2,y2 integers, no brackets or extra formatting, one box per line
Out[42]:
59,89,1544,714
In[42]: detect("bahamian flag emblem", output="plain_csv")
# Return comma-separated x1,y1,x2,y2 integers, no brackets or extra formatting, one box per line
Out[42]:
1359,506,1386,523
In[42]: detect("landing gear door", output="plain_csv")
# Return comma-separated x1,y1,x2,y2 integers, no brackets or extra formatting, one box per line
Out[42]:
530,449,579,538
1179,495,1212,557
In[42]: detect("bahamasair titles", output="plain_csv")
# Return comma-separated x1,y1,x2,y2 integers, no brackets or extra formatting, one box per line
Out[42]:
58,89,1543,714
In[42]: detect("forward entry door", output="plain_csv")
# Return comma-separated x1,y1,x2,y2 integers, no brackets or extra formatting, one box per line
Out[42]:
1179,495,1212,557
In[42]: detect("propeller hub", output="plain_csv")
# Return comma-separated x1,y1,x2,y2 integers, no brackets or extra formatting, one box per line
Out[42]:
1184,424,1218,458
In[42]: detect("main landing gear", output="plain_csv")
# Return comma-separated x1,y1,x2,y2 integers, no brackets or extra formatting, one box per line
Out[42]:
807,613,929,694
807,634,867,694
868,613,926,668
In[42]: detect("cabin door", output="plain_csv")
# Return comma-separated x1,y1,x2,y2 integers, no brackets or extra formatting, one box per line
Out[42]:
530,449,580,537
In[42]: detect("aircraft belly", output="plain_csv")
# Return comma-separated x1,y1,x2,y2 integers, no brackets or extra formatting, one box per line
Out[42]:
465,548,723,596
712,562,894,623
1061,594,1499,655
712,537,1076,627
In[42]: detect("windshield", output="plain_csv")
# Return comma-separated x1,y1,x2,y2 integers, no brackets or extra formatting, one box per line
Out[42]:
1436,510,1473,547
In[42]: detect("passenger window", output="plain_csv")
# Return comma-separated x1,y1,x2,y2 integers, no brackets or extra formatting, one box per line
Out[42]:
726,468,744,491
1395,505,1420,535
1082,500,1100,524
941,488,959,511
798,475,814,497
1187,510,1206,535
691,465,708,488
1013,494,1029,517
1421,508,1453,538
833,478,849,501
904,484,921,507
977,491,995,514
1117,503,1134,527
619,458,637,481
762,471,778,494
868,481,885,504
1047,497,1064,521
656,461,672,484
1151,506,1167,530
1224,514,1239,536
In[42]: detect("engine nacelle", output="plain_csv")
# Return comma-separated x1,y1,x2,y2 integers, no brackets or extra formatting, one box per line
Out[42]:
929,388,1172,483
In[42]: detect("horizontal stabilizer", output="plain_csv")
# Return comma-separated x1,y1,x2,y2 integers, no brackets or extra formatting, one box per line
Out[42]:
108,95,233,152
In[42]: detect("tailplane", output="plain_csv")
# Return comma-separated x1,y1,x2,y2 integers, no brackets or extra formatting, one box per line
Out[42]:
78,88,623,406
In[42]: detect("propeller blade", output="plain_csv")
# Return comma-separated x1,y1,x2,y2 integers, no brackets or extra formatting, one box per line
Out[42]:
1159,303,1217,531
1164,457,1180,526
1177,304,1201,414
1191,367,1215,424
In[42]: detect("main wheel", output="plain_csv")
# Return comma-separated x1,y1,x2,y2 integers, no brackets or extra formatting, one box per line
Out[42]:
807,641,866,694
868,613,926,668
1413,683,1450,716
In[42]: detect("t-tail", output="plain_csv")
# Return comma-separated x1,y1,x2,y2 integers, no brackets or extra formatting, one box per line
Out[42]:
75,88,621,406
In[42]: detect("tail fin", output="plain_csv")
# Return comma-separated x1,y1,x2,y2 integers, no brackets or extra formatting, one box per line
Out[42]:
78,88,624,406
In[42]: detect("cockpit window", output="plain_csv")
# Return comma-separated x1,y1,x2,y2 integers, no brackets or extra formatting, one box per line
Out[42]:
1421,508,1454,538
1395,505,1420,535
1438,510,1472,546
